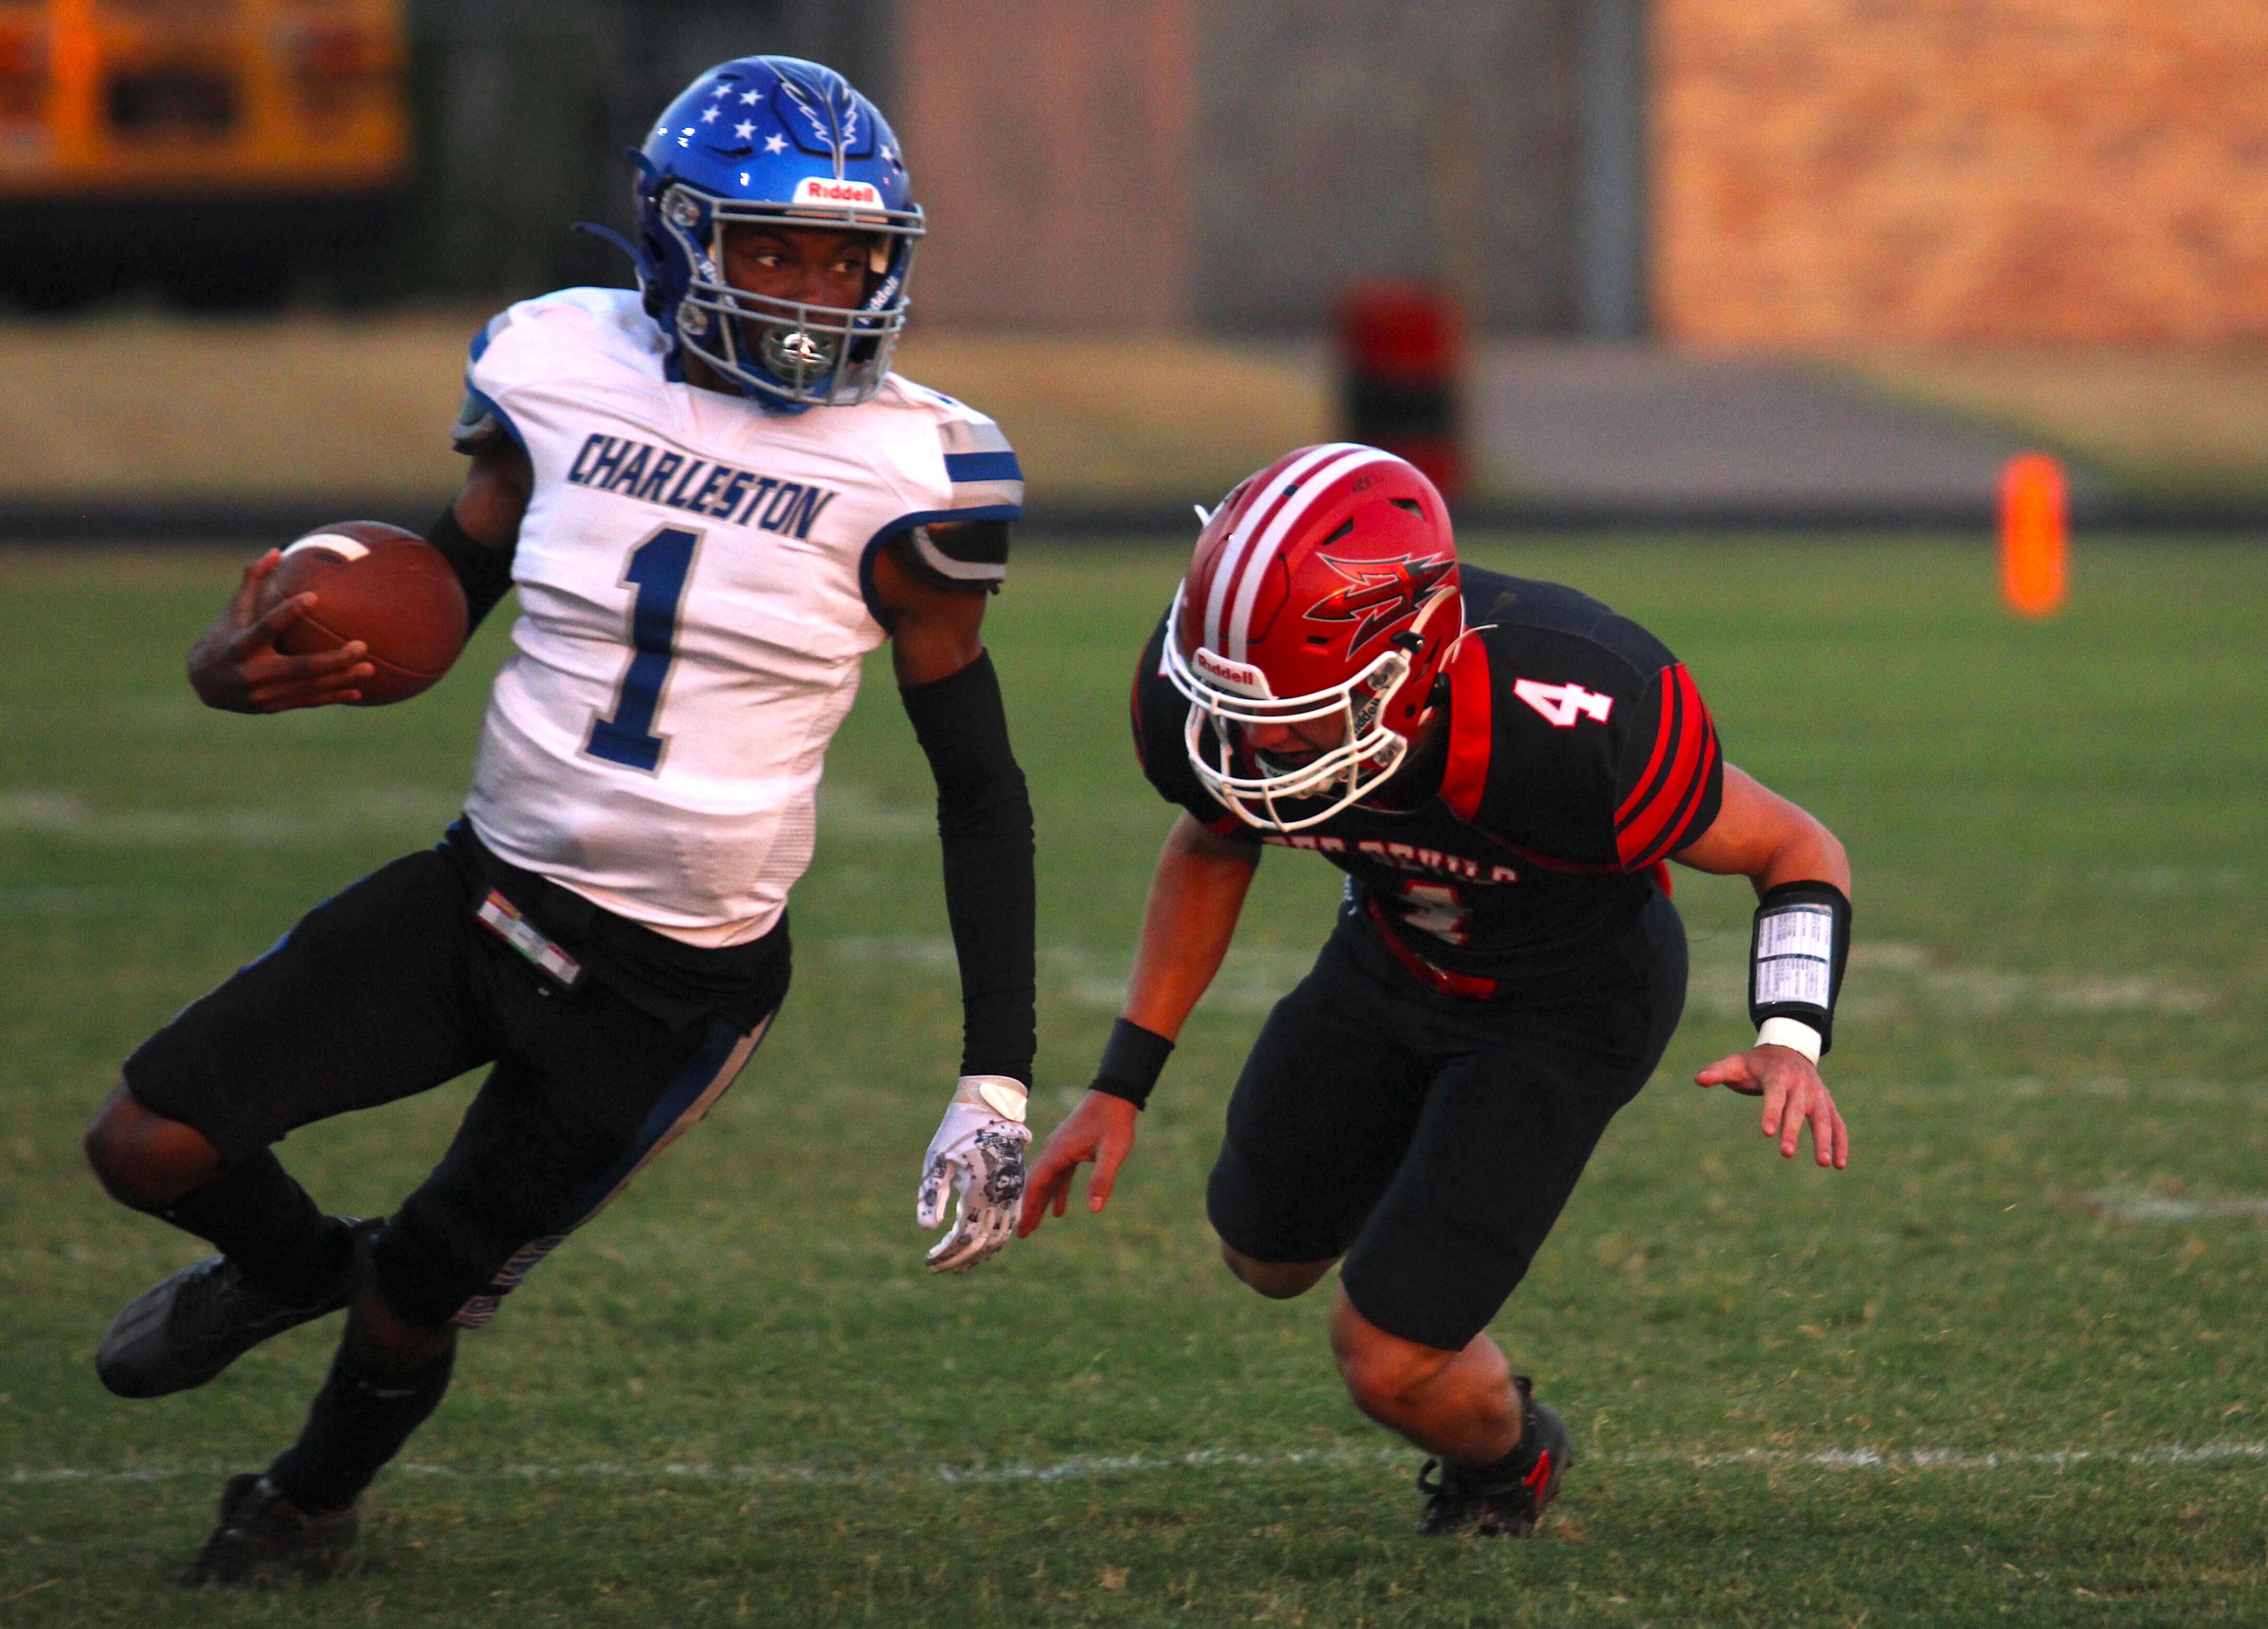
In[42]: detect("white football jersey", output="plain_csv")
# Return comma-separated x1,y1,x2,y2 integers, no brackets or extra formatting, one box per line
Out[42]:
455,288,1022,946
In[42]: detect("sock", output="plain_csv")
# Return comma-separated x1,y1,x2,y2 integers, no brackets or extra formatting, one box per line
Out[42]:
267,1341,456,1513
157,1149,348,1302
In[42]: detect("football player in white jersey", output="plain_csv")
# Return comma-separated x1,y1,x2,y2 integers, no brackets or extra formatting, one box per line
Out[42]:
80,57,1035,1586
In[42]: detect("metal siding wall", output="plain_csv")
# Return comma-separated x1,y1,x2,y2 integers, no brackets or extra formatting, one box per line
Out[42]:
894,0,1194,330
1578,0,1650,337
1191,0,1584,334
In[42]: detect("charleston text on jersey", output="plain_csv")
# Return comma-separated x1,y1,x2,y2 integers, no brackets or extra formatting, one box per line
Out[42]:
564,430,842,539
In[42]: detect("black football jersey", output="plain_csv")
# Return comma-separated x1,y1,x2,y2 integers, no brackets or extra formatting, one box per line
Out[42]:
1133,566,1724,983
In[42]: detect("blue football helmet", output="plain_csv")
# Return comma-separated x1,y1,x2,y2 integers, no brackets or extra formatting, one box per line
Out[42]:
631,57,923,410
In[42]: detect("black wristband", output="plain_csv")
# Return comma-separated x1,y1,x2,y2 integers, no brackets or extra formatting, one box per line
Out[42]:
1748,879,1852,1054
1090,1018,1174,1110
428,505,516,633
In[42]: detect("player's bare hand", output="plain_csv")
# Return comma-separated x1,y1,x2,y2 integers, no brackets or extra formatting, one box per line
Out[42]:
1017,1090,1139,1238
187,550,373,713
1696,1044,1849,1169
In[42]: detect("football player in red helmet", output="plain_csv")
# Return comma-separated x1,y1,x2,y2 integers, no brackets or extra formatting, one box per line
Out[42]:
1021,443,1855,1537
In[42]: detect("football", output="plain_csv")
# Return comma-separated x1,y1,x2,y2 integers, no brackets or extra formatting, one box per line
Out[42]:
261,520,469,705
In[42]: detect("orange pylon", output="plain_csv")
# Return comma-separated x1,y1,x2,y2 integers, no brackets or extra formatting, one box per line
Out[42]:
2000,454,2067,618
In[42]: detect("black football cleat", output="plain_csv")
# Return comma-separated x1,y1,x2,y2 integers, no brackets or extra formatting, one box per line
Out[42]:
96,1218,376,1399
1415,1376,1572,1537
177,1473,359,1588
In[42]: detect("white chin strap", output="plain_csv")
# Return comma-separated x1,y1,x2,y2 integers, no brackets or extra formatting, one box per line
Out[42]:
1162,616,1410,835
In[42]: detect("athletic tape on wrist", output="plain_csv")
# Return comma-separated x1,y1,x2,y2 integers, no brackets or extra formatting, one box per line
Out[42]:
1747,880,1851,1055
952,1074,1028,1123
1756,1015,1824,1064
1089,1019,1174,1111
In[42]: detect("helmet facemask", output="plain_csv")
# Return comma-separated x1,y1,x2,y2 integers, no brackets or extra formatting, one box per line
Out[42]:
654,181,923,409
1164,586,1420,833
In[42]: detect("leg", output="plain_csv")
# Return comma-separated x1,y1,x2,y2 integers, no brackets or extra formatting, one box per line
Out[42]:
84,1082,221,1208
90,847,490,1398
1334,920,1685,1533
1329,1282,1521,1461
1219,1242,1335,1301
256,1289,460,1513
84,1084,349,1315
1205,936,1432,1294
252,982,779,1534
174,1286,459,1588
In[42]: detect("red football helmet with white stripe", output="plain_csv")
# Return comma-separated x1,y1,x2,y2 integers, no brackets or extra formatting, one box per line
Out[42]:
1165,444,1462,831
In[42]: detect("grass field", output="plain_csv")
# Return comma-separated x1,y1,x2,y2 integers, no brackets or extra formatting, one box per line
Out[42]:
2,537,2266,1627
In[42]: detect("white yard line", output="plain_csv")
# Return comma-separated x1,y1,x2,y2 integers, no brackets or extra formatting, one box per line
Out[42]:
11,1441,2267,1490
2078,1191,2268,1223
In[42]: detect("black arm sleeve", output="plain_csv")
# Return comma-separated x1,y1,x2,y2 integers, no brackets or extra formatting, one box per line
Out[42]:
428,504,517,634
900,650,1037,1087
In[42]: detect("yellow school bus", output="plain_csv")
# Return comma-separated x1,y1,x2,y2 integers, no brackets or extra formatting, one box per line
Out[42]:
0,0,409,307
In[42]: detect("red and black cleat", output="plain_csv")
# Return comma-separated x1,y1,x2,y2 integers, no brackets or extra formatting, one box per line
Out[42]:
1415,1375,1571,1537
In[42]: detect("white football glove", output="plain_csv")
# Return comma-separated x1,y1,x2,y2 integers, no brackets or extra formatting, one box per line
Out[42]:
917,1075,1031,1274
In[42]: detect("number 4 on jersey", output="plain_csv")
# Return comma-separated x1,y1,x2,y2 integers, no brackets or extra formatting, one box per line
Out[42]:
1513,677,1614,728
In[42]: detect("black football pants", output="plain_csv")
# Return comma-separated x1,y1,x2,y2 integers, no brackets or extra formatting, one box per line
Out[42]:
1207,891,1686,1351
122,840,783,1330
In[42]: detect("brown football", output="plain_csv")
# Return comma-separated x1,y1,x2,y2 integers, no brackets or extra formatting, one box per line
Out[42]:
262,520,470,705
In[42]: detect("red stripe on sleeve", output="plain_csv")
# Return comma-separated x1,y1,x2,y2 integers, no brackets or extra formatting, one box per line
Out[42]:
1615,663,1683,826
1624,702,1719,869
1438,634,1494,822
1617,666,1716,868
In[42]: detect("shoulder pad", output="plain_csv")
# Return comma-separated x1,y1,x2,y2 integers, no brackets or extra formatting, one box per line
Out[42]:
936,416,1022,514
902,519,1009,588
449,388,507,454
885,376,1025,518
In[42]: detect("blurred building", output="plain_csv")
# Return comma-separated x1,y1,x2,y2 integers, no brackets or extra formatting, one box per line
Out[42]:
896,0,1632,337
14,0,2260,344
901,0,2267,343
1652,0,2268,344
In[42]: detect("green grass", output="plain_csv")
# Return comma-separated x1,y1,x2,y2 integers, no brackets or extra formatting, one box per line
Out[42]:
2,537,2266,1627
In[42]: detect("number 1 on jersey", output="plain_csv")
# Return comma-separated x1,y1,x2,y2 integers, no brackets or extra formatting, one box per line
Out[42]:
586,526,699,773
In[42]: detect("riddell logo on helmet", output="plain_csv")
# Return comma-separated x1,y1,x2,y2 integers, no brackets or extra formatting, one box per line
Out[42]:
1192,647,1272,698
793,177,884,208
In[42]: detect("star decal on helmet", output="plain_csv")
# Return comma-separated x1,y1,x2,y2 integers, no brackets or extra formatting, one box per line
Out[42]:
1305,554,1455,656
